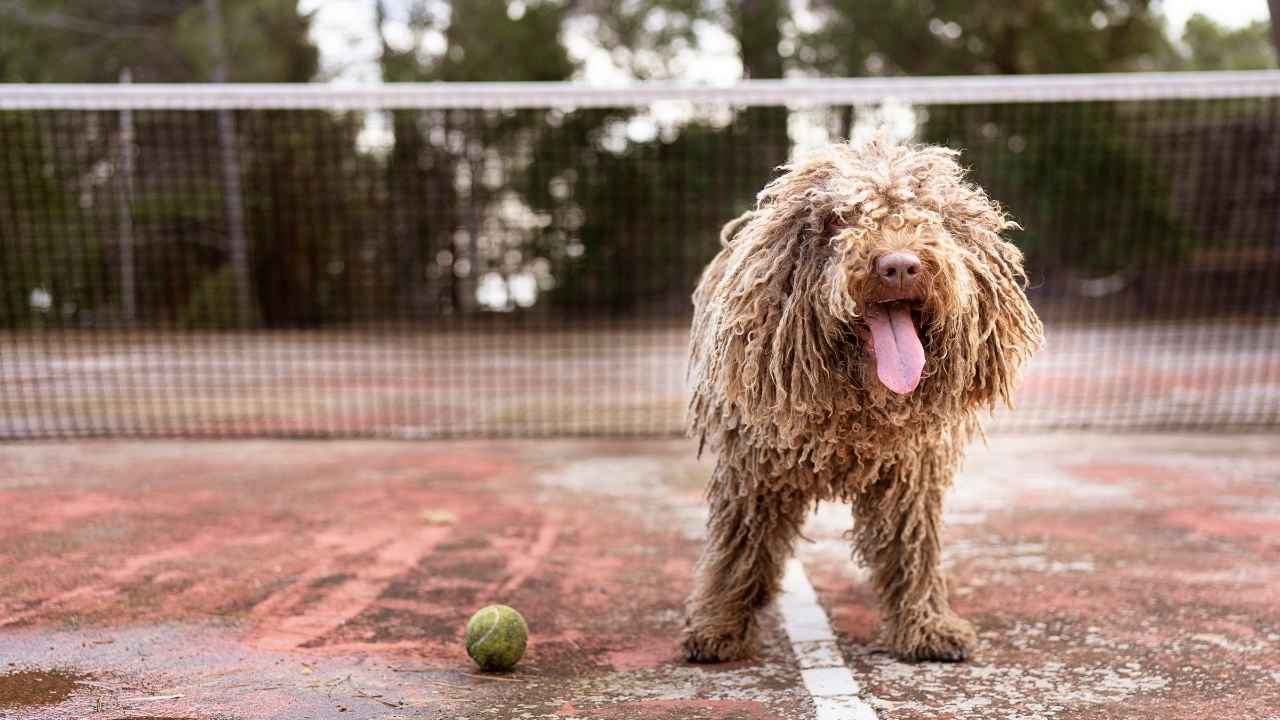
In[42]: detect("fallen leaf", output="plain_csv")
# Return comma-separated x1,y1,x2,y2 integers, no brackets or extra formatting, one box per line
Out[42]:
420,510,457,525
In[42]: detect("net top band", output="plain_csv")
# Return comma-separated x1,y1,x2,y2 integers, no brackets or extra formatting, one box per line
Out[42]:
3,70,1280,110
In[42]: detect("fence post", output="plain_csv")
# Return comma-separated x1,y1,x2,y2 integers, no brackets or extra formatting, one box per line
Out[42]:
205,0,253,328
117,68,137,326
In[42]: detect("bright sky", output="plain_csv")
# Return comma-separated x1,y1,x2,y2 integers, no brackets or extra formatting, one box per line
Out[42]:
1162,0,1270,31
299,0,1274,84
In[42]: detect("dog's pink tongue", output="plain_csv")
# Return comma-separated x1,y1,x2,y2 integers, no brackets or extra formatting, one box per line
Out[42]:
865,302,925,394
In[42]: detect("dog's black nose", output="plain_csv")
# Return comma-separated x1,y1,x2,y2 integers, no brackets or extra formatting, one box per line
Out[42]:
876,251,922,289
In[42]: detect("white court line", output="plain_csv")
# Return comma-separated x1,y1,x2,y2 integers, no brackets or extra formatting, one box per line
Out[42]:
778,558,878,720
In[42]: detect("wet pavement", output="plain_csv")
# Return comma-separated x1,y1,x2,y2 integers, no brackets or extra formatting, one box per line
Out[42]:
802,434,1280,719
0,434,1277,719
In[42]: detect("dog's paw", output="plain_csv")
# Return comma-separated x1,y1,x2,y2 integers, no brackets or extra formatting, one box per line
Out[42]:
679,623,758,663
892,614,976,663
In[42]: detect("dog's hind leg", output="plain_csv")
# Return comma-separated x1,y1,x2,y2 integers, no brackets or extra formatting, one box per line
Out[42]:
680,457,809,663
850,451,976,662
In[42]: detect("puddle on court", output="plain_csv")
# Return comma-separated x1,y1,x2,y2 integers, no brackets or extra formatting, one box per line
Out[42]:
0,669,88,709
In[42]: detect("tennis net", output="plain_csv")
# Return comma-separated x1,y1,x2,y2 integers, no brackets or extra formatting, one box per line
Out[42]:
2,71,1279,438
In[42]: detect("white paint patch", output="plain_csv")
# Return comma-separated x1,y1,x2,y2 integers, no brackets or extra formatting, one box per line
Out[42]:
779,558,878,720
535,456,707,539
1189,633,1268,654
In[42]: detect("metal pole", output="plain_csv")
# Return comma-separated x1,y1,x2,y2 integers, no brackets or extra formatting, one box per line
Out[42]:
1270,1,1280,251
205,0,253,327
117,68,136,325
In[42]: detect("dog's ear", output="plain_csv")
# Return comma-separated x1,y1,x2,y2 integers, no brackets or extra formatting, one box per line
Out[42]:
687,187,847,446
951,213,1044,410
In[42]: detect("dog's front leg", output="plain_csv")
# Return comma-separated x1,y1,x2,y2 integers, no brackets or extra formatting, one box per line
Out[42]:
851,457,975,662
681,459,808,663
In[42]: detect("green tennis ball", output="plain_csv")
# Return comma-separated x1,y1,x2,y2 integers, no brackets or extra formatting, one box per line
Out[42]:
464,604,528,671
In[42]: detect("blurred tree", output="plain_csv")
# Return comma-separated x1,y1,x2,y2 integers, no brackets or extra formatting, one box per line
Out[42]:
1171,14,1280,272
0,1,195,82
798,0,1196,280
730,0,790,185
0,113,101,327
732,0,785,78
374,0,576,316
1271,0,1280,60
173,0,344,327
1180,14,1278,70
0,1,182,327
0,1,174,327
565,0,705,80
367,0,764,317
0,0,797,322
800,0,1175,122
11,0,1265,324
374,0,449,317
0,0,371,328
176,0,319,82
513,0,797,314
804,0,1176,76
436,0,572,82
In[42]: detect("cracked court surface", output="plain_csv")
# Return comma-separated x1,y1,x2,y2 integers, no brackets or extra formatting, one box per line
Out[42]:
0,434,1277,719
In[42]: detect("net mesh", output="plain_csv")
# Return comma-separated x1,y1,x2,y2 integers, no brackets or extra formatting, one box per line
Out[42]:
2,73,1279,439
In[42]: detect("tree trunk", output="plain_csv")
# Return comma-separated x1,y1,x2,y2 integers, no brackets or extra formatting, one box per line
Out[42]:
730,0,789,178
1269,0,1280,65
732,0,785,80
205,0,253,327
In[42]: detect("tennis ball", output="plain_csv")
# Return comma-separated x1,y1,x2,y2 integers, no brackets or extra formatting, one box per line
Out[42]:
464,604,528,671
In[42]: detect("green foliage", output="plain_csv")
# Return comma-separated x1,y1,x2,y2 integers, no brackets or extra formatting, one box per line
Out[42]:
387,0,782,314
0,238,104,329
523,112,766,313
0,1,187,82
563,0,706,79
0,113,102,327
800,0,1176,76
179,264,257,328
0,0,342,329
925,105,1194,275
241,110,372,326
798,0,1226,274
0,0,320,83
732,0,786,78
174,0,320,82
1180,15,1278,70
2,0,1274,325
435,0,572,82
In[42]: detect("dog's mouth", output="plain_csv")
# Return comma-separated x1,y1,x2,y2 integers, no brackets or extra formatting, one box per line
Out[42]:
864,299,925,395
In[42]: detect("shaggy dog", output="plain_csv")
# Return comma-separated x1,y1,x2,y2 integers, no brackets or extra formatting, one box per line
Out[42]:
681,135,1043,664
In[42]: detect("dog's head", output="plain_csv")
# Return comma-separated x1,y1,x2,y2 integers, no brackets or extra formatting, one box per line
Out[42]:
815,136,1041,399
692,135,1042,433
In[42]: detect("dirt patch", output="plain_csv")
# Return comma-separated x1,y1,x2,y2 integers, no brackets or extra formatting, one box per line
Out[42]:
0,669,87,709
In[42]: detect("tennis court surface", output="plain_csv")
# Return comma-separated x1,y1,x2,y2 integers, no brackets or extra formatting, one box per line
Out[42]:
4,71,1280,720
4,320,1279,438
2,433,1277,719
